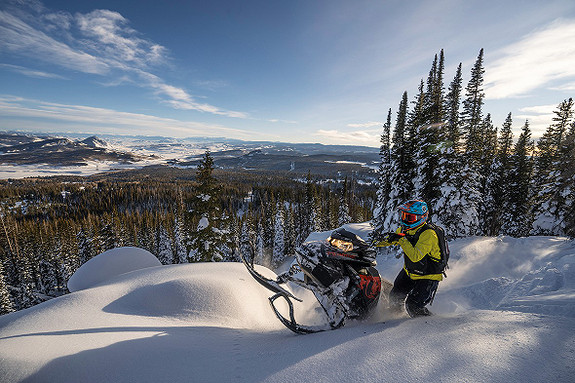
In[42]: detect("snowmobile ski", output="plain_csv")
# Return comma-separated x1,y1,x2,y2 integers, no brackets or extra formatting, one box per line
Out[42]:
240,252,302,302
268,292,328,334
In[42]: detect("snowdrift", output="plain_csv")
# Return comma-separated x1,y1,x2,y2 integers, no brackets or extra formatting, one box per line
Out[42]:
67,247,162,292
1,228,574,383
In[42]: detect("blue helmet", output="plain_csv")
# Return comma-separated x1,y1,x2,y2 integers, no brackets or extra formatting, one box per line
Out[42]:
397,200,429,229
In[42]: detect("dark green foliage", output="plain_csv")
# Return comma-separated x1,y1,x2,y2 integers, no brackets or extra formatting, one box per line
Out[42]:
0,164,375,314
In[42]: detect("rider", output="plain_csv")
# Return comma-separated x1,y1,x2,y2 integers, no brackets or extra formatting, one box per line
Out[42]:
375,199,442,317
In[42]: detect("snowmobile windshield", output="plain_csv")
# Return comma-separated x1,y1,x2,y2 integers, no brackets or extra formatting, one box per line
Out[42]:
328,237,354,252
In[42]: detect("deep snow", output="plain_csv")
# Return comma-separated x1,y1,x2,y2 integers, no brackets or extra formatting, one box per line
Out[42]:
1,223,574,383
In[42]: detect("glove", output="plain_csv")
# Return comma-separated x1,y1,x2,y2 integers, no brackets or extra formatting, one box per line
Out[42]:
383,232,405,243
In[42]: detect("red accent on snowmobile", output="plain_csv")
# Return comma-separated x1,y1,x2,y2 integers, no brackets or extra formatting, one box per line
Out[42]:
359,274,381,299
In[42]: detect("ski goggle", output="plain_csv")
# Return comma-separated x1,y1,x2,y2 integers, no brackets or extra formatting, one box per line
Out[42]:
401,211,419,224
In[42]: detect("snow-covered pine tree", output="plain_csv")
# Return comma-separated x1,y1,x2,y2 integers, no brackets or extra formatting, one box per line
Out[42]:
283,205,297,256
455,49,486,236
433,63,464,237
303,171,321,238
188,150,225,262
16,256,39,310
384,91,414,229
502,120,535,237
99,222,117,252
255,224,266,266
239,212,257,262
337,176,352,227
371,108,393,240
155,224,172,265
76,227,94,266
0,261,14,315
272,202,286,268
413,52,445,211
558,118,575,237
483,113,513,235
173,214,188,264
445,63,463,151
476,114,499,233
532,98,575,235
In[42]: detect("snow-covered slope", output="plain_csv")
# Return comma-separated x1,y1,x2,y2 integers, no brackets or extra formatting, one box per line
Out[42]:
1,228,574,383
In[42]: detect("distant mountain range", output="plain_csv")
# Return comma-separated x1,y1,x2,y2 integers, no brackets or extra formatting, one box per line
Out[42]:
0,132,381,179
0,133,147,166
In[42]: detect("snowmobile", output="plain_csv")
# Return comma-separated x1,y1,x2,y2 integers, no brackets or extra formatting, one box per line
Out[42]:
241,228,386,334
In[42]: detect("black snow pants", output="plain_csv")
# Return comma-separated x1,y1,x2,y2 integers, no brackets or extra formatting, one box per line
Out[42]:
389,269,439,314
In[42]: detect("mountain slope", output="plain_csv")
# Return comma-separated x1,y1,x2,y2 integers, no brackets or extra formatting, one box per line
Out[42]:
0,233,574,383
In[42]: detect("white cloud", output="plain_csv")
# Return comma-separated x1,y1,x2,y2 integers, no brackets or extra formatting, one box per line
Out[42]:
0,95,252,138
314,129,379,146
0,4,250,119
550,82,575,91
518,104,557,115
0,10,109,74
0,63,65,79
347,121,383,129
484,19,575,99
515,103,558,138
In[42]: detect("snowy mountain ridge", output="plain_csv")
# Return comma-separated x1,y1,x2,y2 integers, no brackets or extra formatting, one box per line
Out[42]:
1,225,574,383
0,132,380,179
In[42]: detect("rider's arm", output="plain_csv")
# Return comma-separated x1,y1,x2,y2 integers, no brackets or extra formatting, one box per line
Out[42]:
397,229,438,263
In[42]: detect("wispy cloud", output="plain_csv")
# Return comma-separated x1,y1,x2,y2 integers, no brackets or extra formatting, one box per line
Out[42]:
484,19,575,99
314,129,379,146
0,95,253,138
0,9,109,74
0,2,248,118
347,121,383,129
515,103,558,138
0,63,65,79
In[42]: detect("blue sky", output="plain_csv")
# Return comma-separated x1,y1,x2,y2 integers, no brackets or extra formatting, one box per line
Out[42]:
1,0,574,147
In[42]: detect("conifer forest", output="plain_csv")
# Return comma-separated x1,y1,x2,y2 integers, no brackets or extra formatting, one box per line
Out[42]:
1,48,574,314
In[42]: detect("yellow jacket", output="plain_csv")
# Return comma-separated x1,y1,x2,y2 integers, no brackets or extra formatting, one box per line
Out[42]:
376,226,443,281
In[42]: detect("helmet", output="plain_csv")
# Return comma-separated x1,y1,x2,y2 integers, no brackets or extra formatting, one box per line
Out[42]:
397,200,428,229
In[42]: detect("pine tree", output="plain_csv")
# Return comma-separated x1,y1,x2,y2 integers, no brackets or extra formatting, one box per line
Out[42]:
155,224,172,265
532,98,575,235
303,171,321,238
484,113,514,235
239,212,257,262
559,119,575,237
284,206,297,255
99,222,117,252
372,108,392,239
477,114,498,233
455,49,486,236
173,214,188,264
76,227,94,266
503,120,535,236
532,99,575,234
434,63,465,236
0,261,14,315
384,92,413,229
337,177,352,226
272,202,286,268
188,150,225,262
445,63,463,151
462,49,486,160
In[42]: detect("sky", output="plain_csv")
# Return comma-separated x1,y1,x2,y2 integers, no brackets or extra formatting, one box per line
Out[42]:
1,0,575,147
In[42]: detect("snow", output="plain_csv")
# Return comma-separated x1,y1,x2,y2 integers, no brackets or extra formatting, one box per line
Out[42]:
1,224,575,382
0,159,165,179
197,216,210,230
67,247,162,292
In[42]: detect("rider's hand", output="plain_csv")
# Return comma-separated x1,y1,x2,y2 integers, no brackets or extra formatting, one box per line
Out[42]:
383,232,405,244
